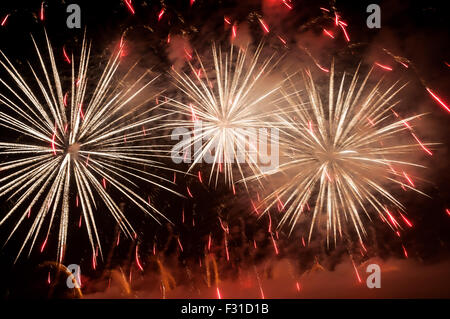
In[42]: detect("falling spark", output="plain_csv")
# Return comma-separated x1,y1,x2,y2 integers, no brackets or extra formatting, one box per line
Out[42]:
426,88,450,113
135,245,144,271
40,2,45,21
411,133,432,156
232,25,237,39
323,29,335,39
277,35,287,45
402,171,415,187
258,18,270,34
177,237,184,252
402,244,408,258
282,0,293,10
40,237,48,252
158,9,165,21
62,46,71,64
224,236,229,261
315,63,329,73
216,287,222,299
375,62,393,71
399,212,413,227
124,0,135,15
1,14,9,27
339,23,350,42
351,259,362,283
270,233,279,255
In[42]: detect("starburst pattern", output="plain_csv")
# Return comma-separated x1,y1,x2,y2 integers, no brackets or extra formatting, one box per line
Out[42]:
0,32,177,262
252,65,432,245
167,43,283,188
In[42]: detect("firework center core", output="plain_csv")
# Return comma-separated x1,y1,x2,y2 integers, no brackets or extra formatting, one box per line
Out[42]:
67,143,81,157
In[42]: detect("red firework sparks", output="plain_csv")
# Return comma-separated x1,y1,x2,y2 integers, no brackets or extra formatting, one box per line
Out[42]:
124,0,135,15
323,29,335,39
426,88,450,113
135,245,144,271
158,9,165,21
258,18,270,34
40,2,45,21
63,46,71,64
1,14,9,26
374,62,393,71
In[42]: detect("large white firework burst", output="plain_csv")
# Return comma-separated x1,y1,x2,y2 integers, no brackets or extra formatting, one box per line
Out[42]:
251,64,432,246
166,43,283,188
0,32,178,262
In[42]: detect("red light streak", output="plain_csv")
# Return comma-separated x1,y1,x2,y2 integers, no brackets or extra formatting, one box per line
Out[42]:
259,19,270,34
135,245,144,271
402,245,408,258
411,133,432,155
282,0,293,10
277,35,286,45
426,88,450,113
375,62,393,71
177,237,184,252
158,9,165,21
271,234,279,255
216,287,222,299
40,2,45,21
1,14,9,26
402,171,414,187
323,29,335,39
63,46,71,64
251,200,260,215
51,132,56,155
124,0,135,15
339,23,350,42
92,253,96,270
399,212,413,227
316,63,329,73
351,259,362,283
41,237,48,253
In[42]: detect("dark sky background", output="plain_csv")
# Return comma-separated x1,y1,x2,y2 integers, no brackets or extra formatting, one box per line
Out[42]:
0,0,449,298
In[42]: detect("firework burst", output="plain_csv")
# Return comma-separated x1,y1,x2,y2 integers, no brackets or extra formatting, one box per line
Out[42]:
251,64,434,246
0,31,178,262
166,43,283,188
